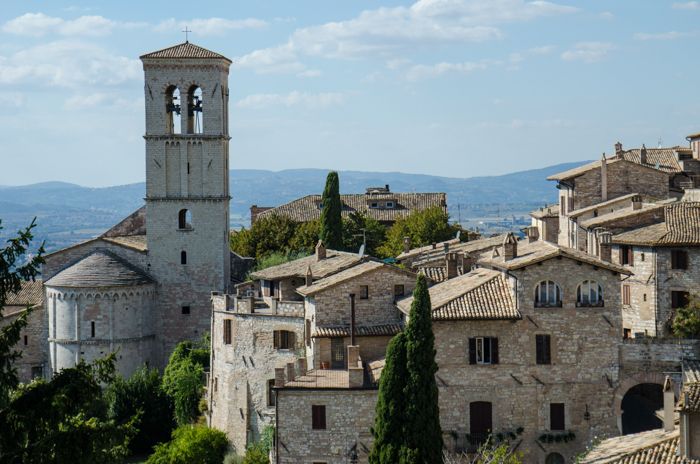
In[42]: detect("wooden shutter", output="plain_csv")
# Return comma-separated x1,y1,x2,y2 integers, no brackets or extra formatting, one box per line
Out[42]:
560,196,566,215
623,285,630,305
470,402,493,439
628,246,634,266
619,246,624,265
289,332,296,350
682,251,688,270
305,320,311,346
537,335,551,365
550,403,565,431
569,197,574,214
672,250,678,269
491,338,499,365
469,338,477,365
273,330,280,349
312,405,326,430
543,335,551,364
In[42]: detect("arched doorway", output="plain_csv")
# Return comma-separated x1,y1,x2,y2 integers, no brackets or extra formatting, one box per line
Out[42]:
621,383,663,434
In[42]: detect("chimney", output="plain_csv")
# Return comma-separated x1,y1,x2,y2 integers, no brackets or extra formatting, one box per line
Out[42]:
445,252,458,280
640,144,647,165
305,265,313,287
443,242,450,254
599,231,612,262
663,377,675,432
601,153,608,202
503,232,518,261
316,240,326,261
432,242,437,250
526,226,540,243
462,253,473,272
385,184,389,191
632,195,643,210
403,236,411,254
615,141,622,154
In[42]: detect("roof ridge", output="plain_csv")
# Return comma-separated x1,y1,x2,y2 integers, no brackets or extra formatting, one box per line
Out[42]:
140,42,231,61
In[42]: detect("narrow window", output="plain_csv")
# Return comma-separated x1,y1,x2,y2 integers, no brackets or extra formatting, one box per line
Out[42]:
305,319,311,346
672,291,690,309
182,305,191,315
620,245,633,266
394,284,404,297
643,293,647,302
178,209,192,229
550,403,565,430
622,285,631,305
91,321,95,338
672,250,688,270
312,405,326,430
624,328,632,339
469,338,499,365
187,86,203,134
165,86,181,134
536,334,551,365
214,377,218,392
370,202,378,208
560,196,566,215
224,320,232,345
469,402,492,445
360,285,369,299
181,251,187,265
268,379,276,407
24,335,28,346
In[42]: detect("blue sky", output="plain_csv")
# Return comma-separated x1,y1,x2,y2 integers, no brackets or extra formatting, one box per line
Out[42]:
1,0,699,187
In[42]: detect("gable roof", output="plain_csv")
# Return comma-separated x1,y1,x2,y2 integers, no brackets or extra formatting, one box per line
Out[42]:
419,265,464,283
613,202,700,246
530,204,559,219
580,429,691,464
250,249,361,281
4,280,43,315
296,260,416,297
580,200,673,229
256,192,447,224
396,269,519,321
45,249,155,288
568,193,639,218
402,235,504,267
140,42,231,61
396,238,461,261
312,323,404,338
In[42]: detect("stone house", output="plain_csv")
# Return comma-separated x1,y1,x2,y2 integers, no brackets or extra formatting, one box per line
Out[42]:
530,203,559,243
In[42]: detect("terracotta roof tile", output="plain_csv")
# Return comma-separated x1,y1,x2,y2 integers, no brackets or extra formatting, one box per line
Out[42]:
4,280,43,310
396,269,520,321
45,249,154,288
580,200,673,229
140,42,230,61
311,323,404,338
530,204,559,219
250,249,360,281
102,235,148,251
569,193,639,218
396,238,461,261
297,260,416,296
679,382,700,412
613,202,700,246
685,361,700,383
616,146,686,173
367,357,385,387
256,192,447,224
419,266,464,282
402,235,504,266
581,430,693,464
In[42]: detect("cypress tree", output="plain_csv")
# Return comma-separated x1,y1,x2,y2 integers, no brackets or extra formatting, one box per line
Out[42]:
368,332,409,464
319,171,343,250
402,273,443,463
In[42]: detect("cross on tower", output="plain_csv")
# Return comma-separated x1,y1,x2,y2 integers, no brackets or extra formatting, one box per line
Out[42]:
182,27,191,42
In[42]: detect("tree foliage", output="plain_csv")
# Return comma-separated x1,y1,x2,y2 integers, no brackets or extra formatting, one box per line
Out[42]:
162,336,210,426
289,219,321,254
0,354,139,464
147,425,229,464
251,250,312,274
342,212,386,258
402,273,443,463
104,364,176,453
230,214,299,260
0,218,45,405
672,297,700,338
319,171,343,250
377,206,460,259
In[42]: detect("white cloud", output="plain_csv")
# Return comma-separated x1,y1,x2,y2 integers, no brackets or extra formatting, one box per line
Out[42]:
506,65,521,71
2,13,145,37
671,2,700,10
64,6,92,11
361,71,382,83
528,45,556,54
231,0,579,73
0,92,23,106
0,40,141,88
561,42,616,63
154,17,267,36
405,61,486,81
599,12,614,19
386,58,413,69
297,69,323,78
232,44,305,74
510,53,524,63
236,91,350,109
633,31,698,40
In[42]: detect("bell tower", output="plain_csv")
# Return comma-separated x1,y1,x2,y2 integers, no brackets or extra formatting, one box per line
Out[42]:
140,42,232,366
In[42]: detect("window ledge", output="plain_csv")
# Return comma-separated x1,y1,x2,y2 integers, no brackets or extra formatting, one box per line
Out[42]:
177,228,194,232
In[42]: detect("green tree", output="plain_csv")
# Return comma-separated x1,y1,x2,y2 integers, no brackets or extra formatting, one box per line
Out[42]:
672,297,700,338
147,425,229,464
252,250,312,274
342,211,386,257
104,364,176,453
162,336,210,426
290,219,321,254
368,332,409,464
230,215,299,260
319,171,343,250
401,274,442,463
0,355,139,464
0,218,45,406
377,206,460,259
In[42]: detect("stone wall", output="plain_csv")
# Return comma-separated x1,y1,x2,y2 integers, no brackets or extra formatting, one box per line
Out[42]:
0,306,49,384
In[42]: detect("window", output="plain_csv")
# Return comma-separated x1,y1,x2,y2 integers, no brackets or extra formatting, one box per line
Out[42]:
186,85,203,134
623,285,631,305
593,209,598,217
469,338,499,365
560,196,566,215
569,197,574,214
470,402,492,445
31,366,43,379
214,377,218,392
180,251,187,265
386,201,394,208
672,250,688,270
644,293,647,302
534,281,562,307
331,338,345,369
394,285,404,297
165,86,181,134
178,209,192,229
624,328,632,339
360,285,369,299
24,335,27,346
620,245,633,266
550,403,565,430
182,305,191,315
312,405,326,430
370,202,378,208
546,453,565,464
223,320,232,345
641,252,645,262
268,379,276,407
318,203,323,210
91,321,95,338
536,334,551,365
672,291,690,309
576,280,604,307
273,330,295,350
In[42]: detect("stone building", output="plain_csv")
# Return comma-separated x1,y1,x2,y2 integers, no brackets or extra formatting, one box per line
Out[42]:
530,203,559,243
251,185,447,227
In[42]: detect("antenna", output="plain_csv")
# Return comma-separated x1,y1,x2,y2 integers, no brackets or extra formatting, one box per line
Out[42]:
456,230,461,240
658,138,663,148
358,244,365,259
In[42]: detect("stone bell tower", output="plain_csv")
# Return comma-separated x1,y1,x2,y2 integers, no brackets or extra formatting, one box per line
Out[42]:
140,42,232,366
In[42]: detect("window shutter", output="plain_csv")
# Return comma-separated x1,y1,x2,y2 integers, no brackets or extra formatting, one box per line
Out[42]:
536,335,543,364
544,335,552,364
491,338,499,365
273,330,279,349
623,285,630,305
469,338,477,365
560,196,566,215
550,403,565,431
672,251,678,269
683,251,688,270
628,246,634,266
290,332,296,350
619,246,624,265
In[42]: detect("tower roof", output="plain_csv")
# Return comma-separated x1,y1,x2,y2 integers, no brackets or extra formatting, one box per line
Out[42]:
140,42,231,61
45,249,155,288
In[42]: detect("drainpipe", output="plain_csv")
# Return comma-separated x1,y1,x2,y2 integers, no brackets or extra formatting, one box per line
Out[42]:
350,293,356,346
653,247,659,337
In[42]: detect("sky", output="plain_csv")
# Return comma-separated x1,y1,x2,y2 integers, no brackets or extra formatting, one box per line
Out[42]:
1,0,700,188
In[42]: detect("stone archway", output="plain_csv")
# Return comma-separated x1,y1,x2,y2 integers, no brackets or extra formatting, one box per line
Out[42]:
613,372,679,415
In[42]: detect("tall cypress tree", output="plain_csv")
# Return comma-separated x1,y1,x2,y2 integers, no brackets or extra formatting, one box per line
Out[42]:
402,273,443,464
368,332,408,464
319,171,343,250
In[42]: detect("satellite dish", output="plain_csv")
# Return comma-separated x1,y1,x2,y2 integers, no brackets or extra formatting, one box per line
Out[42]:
456,230,461,240
358,244,365,259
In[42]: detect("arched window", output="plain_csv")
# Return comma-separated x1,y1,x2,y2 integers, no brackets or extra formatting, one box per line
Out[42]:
178,209,192,229
545,453,565,464
534,281,562,307
187,86,203,134
181,251,187,265
165,86,181,134
577,280,604,307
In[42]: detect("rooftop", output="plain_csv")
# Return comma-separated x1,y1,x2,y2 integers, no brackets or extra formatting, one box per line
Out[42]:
568,193,640,218
297,260,416,296
282,369,351,389
419,265,464,283
45,249,155,288
4,280,43,315
405,235,504,267
530,204,559,219
140,42,231,61
250,249,361,281
581,429,690,464
580,200,673,229
613,202,700,246
312,323,404,338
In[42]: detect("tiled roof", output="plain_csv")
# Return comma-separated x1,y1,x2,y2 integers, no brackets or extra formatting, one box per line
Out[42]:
297,260,416,296
685,361,700,383
250,249,361,281
580,200,673,229
688,131,700,139
312,323,404,338
256,192,447,224
45,250,155,288
396,269,520,321
419,266,464,283
679,382,700,412
140,42,230,61
548,159,621,181
477,239,631,274
396,238,461,261
615,146,686,173
613,202,700,246
102,235,148,251
406,235,504,267
5,280,43,312
569,193,639,218
283,369,352,389
530,204,559,219
367,357,385,387
581,430,693,464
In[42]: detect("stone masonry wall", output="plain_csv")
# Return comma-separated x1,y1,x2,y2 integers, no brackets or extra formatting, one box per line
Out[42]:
0,306,49,384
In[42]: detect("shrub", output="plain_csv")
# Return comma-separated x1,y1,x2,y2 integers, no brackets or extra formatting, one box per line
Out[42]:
147,425,229,464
